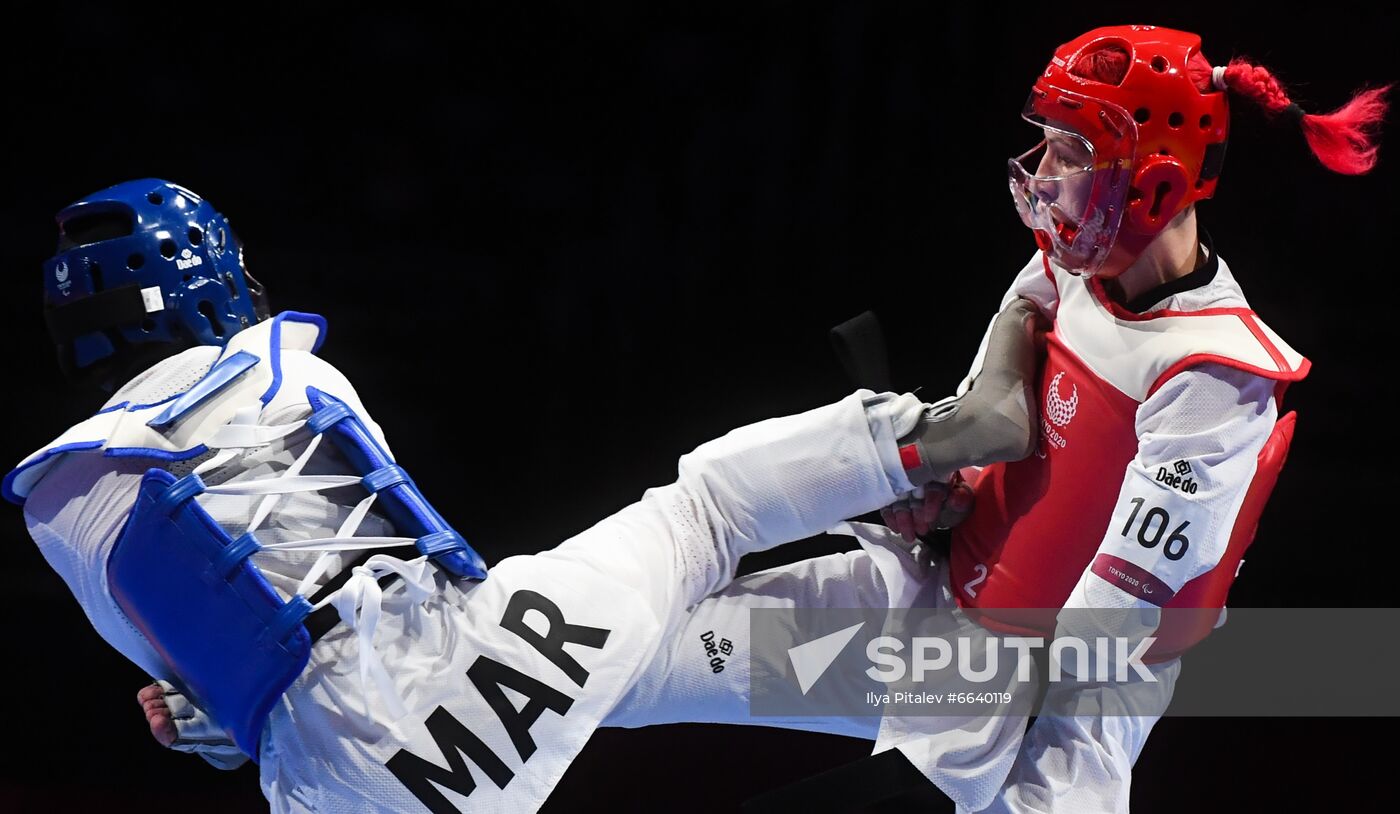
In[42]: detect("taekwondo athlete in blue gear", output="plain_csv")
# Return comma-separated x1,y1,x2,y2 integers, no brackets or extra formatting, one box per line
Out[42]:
15,178,489,762
41,179,271,393
11,179,1044,813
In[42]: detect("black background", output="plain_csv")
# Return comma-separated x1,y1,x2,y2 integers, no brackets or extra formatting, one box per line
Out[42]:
2,4,1395,812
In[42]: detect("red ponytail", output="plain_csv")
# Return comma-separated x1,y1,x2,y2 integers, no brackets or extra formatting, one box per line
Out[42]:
1069,42,1389,175
1195,54,1392,175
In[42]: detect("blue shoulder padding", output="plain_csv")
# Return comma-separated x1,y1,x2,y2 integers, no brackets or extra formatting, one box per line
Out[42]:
107,469,312,760
275,311,328,354
147,350,260,429
305,386,488,580
262,312,329,405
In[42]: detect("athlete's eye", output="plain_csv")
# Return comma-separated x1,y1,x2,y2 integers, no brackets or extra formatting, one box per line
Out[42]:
1050,144,1088,169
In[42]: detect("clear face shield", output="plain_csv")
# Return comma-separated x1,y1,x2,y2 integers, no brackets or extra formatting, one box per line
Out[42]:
1007,89,1136,276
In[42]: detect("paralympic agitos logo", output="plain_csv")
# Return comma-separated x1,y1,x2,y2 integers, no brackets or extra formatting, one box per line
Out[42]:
1040,371,1077,449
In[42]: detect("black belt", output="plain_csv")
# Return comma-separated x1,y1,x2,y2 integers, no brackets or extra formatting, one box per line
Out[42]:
302,544,422,643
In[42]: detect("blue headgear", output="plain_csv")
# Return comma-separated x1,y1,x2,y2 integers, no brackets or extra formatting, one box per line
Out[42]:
43,179,270,371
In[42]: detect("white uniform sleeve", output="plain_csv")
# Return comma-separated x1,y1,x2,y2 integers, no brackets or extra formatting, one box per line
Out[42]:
1058,363,1278,634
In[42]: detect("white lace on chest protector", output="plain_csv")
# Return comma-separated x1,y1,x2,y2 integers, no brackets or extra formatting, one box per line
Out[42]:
6,313,442,724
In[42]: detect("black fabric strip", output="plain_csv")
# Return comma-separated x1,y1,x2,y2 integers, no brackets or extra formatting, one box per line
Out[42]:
44,284,149,342
302,544,421,642
830,310,892,392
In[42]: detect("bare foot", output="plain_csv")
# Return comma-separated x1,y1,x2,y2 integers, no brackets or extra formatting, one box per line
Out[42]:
137,683,178,748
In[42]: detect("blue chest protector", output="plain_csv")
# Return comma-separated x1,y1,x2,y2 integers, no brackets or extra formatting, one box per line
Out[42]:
10,312,487,759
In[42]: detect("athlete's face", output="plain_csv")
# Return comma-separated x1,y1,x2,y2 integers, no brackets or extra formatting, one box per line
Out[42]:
1028,130,1095,222
1008,121,1107,271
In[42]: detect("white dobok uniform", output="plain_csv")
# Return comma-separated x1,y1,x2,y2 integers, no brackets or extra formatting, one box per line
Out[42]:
10,311,948,813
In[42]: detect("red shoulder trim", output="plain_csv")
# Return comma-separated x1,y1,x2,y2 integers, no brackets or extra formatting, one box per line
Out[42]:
1238,313,1291,372
1147,354,1312,399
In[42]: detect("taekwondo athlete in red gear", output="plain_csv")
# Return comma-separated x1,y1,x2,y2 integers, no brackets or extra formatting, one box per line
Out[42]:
8,179,1045,813
908,25,1387,813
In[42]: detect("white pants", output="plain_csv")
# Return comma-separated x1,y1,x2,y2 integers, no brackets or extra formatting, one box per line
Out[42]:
604,523,1180,814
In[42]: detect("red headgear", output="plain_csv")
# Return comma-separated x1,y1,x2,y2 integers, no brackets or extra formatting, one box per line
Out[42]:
1008,25,1229,277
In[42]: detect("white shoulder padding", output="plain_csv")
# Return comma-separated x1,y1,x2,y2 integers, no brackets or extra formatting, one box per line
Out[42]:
4,312,329,504
1050,258,1307,403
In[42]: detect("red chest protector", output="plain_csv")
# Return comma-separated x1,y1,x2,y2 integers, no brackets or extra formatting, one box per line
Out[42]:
949,256,1308,660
